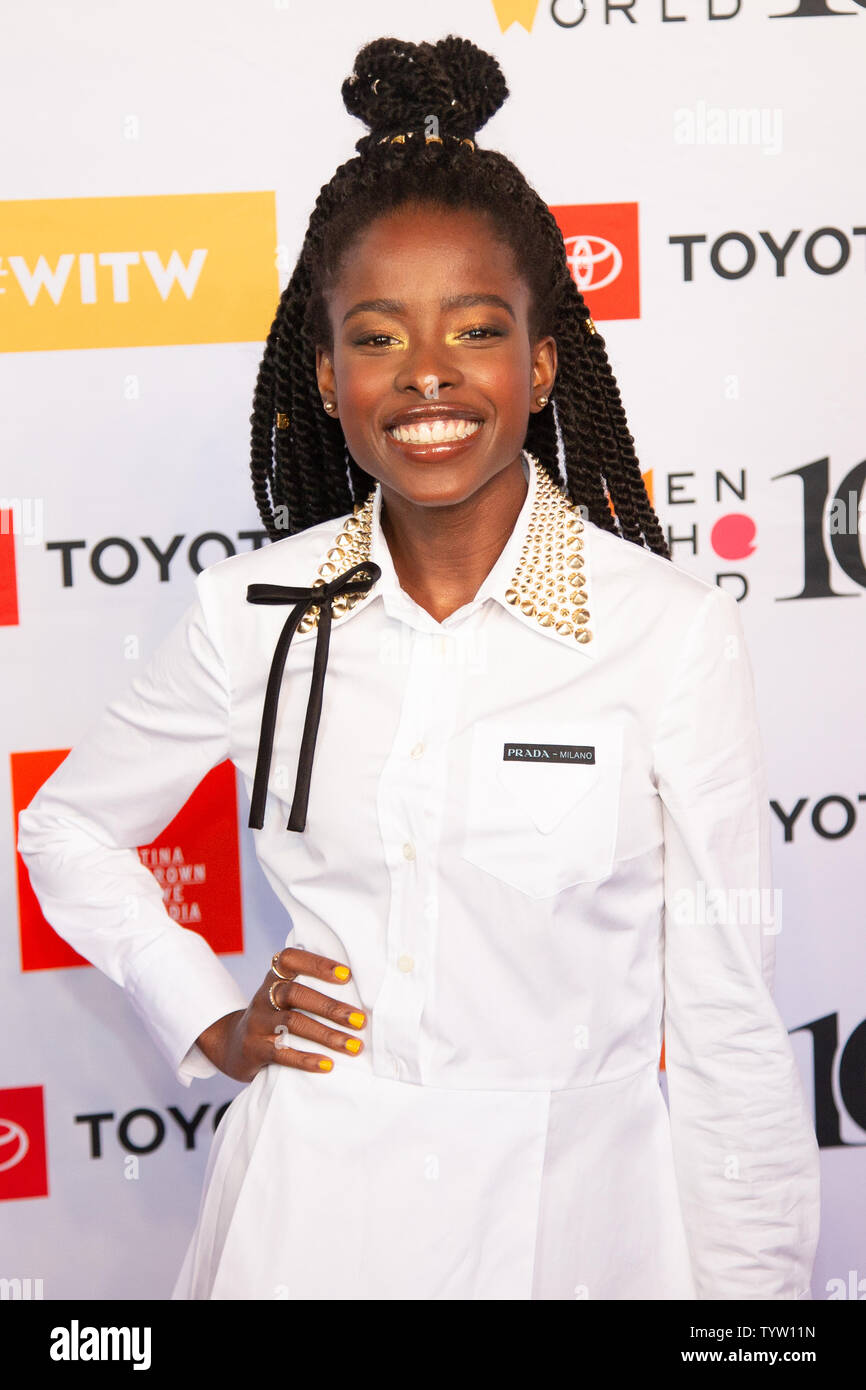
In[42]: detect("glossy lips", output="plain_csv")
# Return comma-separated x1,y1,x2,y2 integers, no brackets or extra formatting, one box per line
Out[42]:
384,415,483,459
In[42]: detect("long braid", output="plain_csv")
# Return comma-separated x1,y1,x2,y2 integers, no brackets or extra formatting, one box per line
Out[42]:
592,332,670,554
249,321,279,532
249,34,670,561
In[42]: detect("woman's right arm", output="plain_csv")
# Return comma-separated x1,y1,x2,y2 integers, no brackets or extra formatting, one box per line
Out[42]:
16,568,250,1087
654,583,820,1298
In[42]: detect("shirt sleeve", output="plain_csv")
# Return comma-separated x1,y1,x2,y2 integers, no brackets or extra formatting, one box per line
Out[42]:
654,582,821,1300
16,568,250,1087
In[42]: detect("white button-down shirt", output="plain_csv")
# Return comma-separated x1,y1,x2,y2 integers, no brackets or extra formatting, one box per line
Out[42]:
17,451,820,1301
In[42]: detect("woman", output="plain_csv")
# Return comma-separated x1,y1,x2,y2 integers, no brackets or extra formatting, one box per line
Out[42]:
17,35,820,1300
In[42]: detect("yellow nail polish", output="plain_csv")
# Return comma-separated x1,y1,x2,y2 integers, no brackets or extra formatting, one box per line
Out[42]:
344,1038,361,1054
333,965,351,981
348,1011,366,1028
318,1057,333,1071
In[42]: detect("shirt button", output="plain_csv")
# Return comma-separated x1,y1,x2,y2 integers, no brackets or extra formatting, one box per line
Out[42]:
402,842,416,861
397,954,415,973
410,741,425,759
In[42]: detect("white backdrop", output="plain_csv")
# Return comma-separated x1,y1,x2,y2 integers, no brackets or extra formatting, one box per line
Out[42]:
2,0,864,1301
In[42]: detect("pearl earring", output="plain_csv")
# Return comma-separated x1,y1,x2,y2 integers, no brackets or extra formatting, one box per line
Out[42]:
536,395,549,408
323,401,336,413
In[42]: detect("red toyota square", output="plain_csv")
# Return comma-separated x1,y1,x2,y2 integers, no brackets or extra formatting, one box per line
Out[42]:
0,1085,48,1201
549,202,640,321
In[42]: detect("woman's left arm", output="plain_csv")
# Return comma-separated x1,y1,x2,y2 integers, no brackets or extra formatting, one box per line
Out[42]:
655,582,821,1300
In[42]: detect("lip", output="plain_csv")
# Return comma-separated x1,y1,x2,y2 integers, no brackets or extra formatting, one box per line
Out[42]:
384,424,484,461
383,403,484,429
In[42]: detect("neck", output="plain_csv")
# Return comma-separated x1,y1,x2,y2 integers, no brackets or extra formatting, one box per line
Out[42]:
379,454,527,624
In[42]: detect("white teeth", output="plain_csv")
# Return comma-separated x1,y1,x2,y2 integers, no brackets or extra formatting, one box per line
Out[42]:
387,419,481,444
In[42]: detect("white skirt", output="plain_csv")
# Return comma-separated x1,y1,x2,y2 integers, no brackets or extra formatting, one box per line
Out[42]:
172,1057,696,1301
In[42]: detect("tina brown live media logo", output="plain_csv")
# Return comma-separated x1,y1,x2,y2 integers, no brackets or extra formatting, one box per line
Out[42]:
0,191,278,352
12,751,244,971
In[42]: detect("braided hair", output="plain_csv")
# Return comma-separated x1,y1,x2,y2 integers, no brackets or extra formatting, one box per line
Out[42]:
250,34,670,560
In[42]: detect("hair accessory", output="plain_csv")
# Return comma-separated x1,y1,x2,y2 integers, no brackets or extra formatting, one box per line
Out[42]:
585,317,597,335
276,413,290,430
377,130,475,151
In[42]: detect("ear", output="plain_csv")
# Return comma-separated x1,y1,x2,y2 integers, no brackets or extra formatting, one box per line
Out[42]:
315,346,336,399
530,335,557,411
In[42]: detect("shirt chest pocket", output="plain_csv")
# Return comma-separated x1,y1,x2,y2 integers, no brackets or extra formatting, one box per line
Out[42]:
457,719,623,899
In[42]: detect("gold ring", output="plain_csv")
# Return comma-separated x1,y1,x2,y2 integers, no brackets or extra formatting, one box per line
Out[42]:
271,951,291,980
268,981,283,1012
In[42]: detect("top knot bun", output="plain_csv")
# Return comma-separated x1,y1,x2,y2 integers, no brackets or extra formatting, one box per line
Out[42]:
342,35,509,153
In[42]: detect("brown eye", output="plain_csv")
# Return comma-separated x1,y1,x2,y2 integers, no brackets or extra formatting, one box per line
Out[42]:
458,326,505,340
353,333,400,347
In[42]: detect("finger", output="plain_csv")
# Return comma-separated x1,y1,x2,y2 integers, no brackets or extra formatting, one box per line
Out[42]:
268,949,298,984
272,946,353,986
265,979,367,1030
275,1009,365,1057
269,1032,337,1073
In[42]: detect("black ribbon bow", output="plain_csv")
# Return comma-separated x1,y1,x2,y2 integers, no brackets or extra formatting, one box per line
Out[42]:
245,561,382,832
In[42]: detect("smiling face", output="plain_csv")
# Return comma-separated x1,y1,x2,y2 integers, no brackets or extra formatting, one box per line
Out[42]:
315,202,556,511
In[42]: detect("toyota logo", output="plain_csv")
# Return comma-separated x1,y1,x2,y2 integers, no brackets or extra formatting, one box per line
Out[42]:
0,1118,30,1173
563,234,623,292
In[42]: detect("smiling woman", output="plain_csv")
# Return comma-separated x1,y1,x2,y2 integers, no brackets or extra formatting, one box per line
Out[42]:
249,34,668,555
17,33,820,1304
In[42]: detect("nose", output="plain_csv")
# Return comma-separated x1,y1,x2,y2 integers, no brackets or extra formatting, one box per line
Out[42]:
392,336,464,397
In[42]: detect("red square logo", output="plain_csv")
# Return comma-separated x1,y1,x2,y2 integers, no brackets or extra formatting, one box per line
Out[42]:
0,1085,49,1201
12,751,244,971
549,202,640,321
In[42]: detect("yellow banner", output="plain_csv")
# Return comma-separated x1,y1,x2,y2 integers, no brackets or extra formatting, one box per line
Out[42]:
491,0,540,32
0,191,279,352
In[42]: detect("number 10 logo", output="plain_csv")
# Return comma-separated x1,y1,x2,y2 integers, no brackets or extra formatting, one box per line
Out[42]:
775,457,866,599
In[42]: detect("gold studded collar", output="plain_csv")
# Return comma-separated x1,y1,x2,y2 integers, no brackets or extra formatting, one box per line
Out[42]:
291,451,595,655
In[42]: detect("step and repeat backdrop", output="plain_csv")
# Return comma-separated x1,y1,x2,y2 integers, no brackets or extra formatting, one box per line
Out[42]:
1,0,864,1301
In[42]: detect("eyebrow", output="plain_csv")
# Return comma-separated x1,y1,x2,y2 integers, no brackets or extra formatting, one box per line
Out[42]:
342,293,516,326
